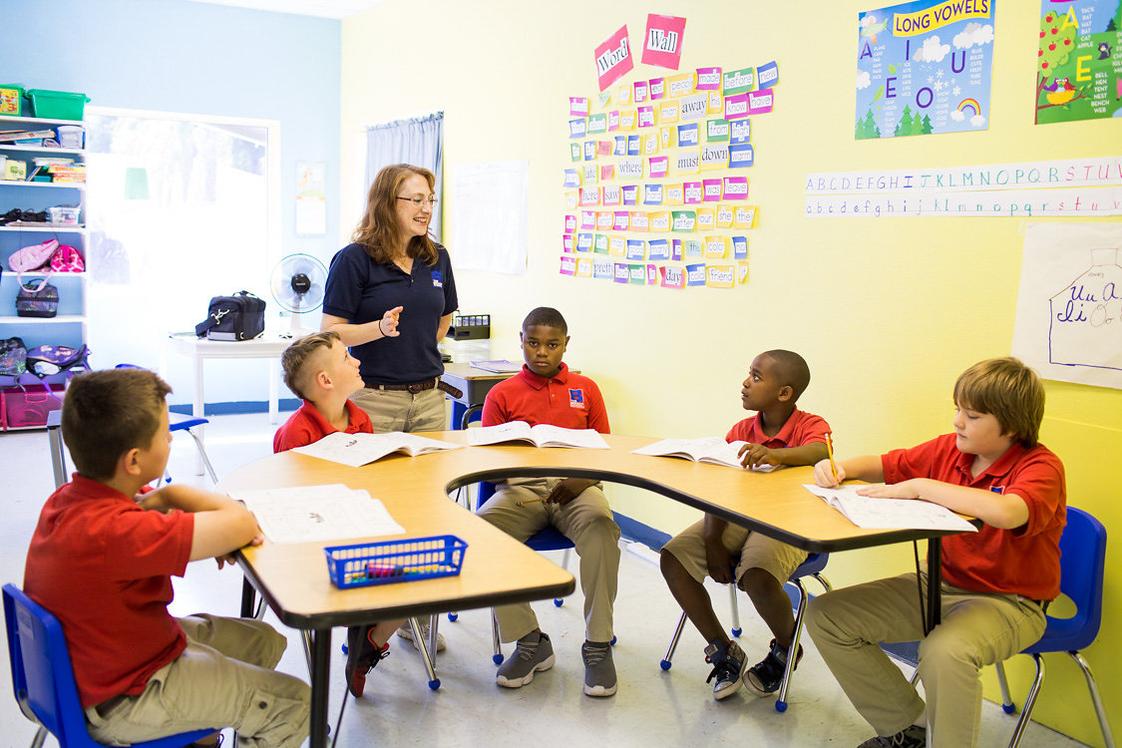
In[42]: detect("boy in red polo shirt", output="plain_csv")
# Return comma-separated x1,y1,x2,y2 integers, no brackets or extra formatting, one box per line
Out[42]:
477,307,621,697
273,331,405,699
660,350,830,701
23,369,309,747
806,357,1066,748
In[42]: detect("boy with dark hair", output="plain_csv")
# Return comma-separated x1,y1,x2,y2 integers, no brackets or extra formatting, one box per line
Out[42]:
477,307,621,697
273,331,405,698
660,349,830,700
806,357,1066,748
24,369,309,747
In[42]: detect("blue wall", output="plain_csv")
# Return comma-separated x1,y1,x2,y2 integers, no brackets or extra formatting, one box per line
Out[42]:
0,0,341,262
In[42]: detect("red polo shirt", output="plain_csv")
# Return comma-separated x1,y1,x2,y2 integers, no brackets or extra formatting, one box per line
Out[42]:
725,408,830,447
482,363,610,433
23,474,194,708
273,399,374,453
882,433,1066,600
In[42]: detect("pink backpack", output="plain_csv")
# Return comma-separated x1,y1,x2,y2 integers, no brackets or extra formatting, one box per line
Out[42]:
49,244,85,273
8,239,58,272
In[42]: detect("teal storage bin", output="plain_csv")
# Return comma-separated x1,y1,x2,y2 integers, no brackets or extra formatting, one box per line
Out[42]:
26,89,90,121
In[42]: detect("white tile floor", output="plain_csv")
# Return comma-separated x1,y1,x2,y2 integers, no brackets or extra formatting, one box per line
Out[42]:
0,412,1080,747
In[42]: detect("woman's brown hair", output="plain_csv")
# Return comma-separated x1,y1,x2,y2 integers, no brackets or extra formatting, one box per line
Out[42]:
352,164,439,266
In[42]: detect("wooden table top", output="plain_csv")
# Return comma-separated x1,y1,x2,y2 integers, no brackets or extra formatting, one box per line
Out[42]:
221,432,964,629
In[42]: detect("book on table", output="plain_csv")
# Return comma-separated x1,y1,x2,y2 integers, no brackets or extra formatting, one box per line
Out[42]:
802,484,978,532
467,421,610,449
292,431,462,468
469,359,522,373
631,436,777,472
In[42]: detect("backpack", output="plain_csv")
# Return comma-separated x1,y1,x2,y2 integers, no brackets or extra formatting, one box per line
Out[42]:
0,337,28,377
25,344,90,378
49,243,85,273
194,291,266,341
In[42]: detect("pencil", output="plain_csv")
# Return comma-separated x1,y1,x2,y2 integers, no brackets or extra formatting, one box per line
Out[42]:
825,432,839,483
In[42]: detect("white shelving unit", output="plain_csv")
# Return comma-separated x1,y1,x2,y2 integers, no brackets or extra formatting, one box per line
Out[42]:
0,111,88,431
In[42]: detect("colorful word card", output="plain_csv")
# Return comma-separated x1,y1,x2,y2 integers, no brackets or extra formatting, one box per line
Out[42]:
730,119,751,143
642,13,687,69
603,184,622,205
650,211,671,231
648,238,671,260
622,184,639,205
595,25,634,91
703,178,723,201
593,257,613,280
672,209,697,231
706,119,730,141
649,155,669,178
634,80,649,103
667,72,696,97
748,89,775,114
683,181,703,204
723,66,756,95
570,97,589,116
723,176,749,199
649,77,666,99
707,265,736,288
696,207,716,230
560,256,576,275
729,143,755,168
570,119,587,138
724,93,750,120
679,93,709,121
757,60,779,88
562,234,575,253
732,235,749,259
661,265,686,288
626,239,646,260
676,150,700,173
614,262,630,283
696,66,722,90
686,263,707,286
700,144,730,170
643,184,664,205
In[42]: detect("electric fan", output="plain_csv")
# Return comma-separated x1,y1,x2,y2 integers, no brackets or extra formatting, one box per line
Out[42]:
270,253,327,336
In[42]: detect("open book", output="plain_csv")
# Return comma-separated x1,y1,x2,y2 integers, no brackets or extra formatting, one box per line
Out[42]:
470,359,522,373
231,484,405,544
803,484,978,532
292,431,462,468
467,421,609,449
632,437,777,472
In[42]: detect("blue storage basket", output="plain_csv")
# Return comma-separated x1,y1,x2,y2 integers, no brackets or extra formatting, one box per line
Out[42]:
324,534,468,589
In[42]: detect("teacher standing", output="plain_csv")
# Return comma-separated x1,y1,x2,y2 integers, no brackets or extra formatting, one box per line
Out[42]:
321,163,458,433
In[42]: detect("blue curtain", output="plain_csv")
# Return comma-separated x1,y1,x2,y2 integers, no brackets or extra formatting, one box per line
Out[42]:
364,112,444,241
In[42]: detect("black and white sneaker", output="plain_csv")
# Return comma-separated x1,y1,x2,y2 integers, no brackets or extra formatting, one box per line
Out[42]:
857,724,926,747
744,638,802,696
704,640,748,701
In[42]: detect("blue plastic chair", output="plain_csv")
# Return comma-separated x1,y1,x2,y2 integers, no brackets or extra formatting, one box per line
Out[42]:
997,507,1114,748
3,584,215,748
659,551,832,713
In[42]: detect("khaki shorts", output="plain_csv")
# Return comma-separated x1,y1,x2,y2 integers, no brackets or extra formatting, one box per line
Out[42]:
663,518,808,585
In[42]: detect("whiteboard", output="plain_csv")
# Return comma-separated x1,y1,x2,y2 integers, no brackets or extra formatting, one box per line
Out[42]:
448,160,528,274
1012,223,1122,390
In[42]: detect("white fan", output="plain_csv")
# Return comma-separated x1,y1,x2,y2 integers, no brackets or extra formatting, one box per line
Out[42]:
270,253,327,335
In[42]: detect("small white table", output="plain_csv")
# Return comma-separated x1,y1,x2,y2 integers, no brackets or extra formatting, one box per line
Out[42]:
167,332,291,472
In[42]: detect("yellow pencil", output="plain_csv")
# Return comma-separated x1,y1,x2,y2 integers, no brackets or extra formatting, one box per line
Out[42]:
825,432,839,483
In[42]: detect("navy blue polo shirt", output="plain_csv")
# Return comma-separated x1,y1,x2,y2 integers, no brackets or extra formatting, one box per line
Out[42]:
323,242,458,384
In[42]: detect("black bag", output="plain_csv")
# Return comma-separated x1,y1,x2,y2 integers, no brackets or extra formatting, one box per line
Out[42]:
16,278,59,318
194,290,266,341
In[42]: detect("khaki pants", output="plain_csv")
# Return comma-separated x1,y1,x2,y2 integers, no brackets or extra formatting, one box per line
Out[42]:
662,518,808,585
477,479,620,643
351,386,446,433
85,615,310,748
806,572,1047,748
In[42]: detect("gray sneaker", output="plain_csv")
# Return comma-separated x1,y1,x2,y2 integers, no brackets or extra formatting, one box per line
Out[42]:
582,641,617,697
396,620,446,653
496,632,555,688
857,725,926,748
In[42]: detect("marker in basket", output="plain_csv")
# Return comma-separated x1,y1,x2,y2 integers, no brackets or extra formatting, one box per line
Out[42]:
365,563,404,578
825,432,838,483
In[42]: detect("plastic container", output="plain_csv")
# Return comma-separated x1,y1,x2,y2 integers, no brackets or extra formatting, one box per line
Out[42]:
447,313,491,340
0,85,24,116
324,535,468,589
26,89,89,121
0,383,65,430
55,125,84,148
48,206,81,225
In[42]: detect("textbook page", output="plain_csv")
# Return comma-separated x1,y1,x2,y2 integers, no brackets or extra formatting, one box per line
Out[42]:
632,437,776,471
803,484,977,532
467,421,534,446
232,484,405,544
529,424,610,449
470,359,522,373
293,431,461,468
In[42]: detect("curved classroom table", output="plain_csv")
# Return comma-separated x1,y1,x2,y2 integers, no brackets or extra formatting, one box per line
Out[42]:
222,432,963,748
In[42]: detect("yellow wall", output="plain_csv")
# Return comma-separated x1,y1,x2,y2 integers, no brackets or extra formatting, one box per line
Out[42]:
341,2,1120,743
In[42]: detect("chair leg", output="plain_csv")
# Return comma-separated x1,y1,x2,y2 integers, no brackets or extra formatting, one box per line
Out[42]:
408,617,441,690
812,572,833,593
183,428,219,483
428,613,440,664
660,609,688,671
994,660,1016,714
29,726,47,748
728,583,742,638
554,549,572,606
1008,654,1045,748
1070,651,1116,748
253,596,267,621
490,608,504,665
301,630,315,678
776,579,808,713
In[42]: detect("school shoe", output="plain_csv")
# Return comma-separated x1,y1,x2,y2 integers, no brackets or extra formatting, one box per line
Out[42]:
496,631,555,688
704,640,748,701
397,620,446,652
345,625,389,698
744,638,803,696
582,640,617,697
857,724,926,748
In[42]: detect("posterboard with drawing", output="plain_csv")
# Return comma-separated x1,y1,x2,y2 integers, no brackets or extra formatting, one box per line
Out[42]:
1012,223,1122,389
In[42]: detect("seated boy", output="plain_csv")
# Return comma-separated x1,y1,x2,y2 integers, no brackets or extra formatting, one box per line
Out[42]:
660,350,829,700
274,331,405,698
476,306,621,697
806,357,1066,748
24,369,310,747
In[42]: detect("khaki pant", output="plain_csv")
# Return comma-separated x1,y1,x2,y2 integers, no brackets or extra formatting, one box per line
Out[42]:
806,572,1047,748
85,615,310,748
662,518,808,585
351,385,446,433
477,479,620,643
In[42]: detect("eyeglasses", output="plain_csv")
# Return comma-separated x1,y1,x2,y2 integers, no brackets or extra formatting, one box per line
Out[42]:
396,195,438,207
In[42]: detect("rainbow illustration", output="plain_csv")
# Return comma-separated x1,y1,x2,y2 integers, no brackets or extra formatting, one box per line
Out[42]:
957,98,982,117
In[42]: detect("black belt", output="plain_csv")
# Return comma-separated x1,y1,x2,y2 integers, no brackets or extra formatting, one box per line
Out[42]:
364,377,463,399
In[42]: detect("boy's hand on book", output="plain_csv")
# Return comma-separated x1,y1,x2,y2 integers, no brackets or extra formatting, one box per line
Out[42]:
857,480,922,500
705,544,736,584
738,442,779,469
813,459,845,487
